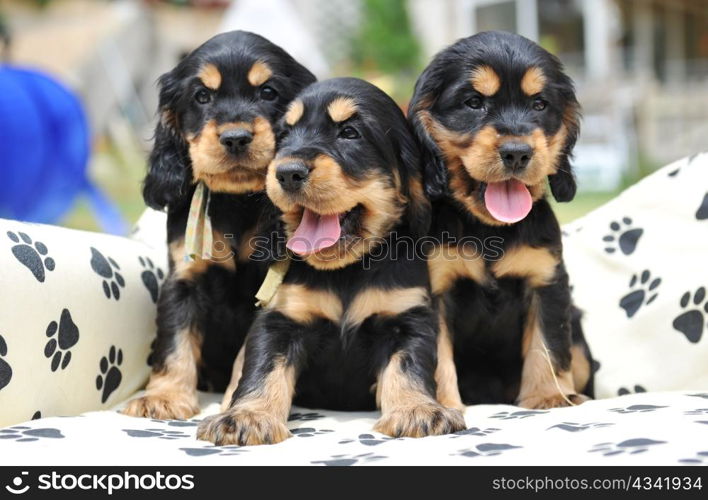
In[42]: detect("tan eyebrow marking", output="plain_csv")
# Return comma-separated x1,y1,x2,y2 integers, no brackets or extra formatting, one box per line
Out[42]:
470,65,501,96
327,97,358,123
284,99,304,126
198,63,222,90
521,66,546,96
247,60,273,87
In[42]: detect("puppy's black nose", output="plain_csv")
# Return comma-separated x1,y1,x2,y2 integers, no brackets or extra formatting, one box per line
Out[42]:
499,142,533,171
276,162,309,192
220,129,253,155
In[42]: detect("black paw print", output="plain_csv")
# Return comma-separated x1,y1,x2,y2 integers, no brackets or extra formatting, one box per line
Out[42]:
679,451,708,465
311,452,386,466
450,427,500,439
179,446,248,457
338,433,398,446
291,427,334,438
548,422,614,432
489,410,547,420
696,193,708,220
603,217,643,255
672,287,707,343
7,231,55,282
454,443,521,458
96,346,123,403
139,256,165,303
44,309,79,371
123,428,189,440
0,335,12,391
684,408,708,416
90,247,124,300
0,426,64,442
590,438,666,456
618,385,647,396
609,404,667,414
288,412,325,422
688,393,708,400
619,270,661,318
149,419,200,427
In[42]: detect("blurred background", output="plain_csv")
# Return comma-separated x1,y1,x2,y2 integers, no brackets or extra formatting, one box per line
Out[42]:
0,0,706,232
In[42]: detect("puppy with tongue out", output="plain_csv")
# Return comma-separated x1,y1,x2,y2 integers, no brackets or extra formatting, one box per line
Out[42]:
195,79,466,448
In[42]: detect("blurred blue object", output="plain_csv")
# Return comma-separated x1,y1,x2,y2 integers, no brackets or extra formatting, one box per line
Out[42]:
0,66,127,234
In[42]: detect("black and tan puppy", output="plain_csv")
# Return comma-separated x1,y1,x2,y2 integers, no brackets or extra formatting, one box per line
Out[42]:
409,31,594,409
197,78,466,445
122,31,315,419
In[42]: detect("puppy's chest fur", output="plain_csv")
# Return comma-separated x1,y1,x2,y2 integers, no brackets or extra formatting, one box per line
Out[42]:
273,243,432,411
430,199,564,403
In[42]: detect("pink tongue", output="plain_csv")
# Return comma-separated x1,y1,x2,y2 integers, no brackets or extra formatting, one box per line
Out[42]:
484,179,533,223
287,208,342,255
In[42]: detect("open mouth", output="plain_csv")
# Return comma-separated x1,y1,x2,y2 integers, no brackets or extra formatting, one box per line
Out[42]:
286,204,364,256
482,179,533,223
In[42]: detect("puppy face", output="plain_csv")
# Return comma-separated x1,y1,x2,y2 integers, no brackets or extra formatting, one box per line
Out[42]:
143,31,316,210
266,78,429,270
410,31,580,226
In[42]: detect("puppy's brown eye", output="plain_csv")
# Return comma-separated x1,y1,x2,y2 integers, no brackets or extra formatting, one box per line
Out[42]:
533,98,547,111
195,89,211,104
465,96,484,109
259,86,278,101
339,126,360,140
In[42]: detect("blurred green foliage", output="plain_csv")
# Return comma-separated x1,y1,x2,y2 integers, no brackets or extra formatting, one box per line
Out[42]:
352,0,421,74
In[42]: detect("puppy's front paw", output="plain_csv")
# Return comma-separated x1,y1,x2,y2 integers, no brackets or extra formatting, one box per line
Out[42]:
518,392,590,409
196,408,291,446
121,394,199,420
374,403,466,438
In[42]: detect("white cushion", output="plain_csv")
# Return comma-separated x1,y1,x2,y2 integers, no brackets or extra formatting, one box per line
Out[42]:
564,152,708,398
0,219,167,426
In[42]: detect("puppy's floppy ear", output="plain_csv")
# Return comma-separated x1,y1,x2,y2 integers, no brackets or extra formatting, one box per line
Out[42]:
408,73,448,200
397,122,432,238
142,70,192,211
549,92,581,203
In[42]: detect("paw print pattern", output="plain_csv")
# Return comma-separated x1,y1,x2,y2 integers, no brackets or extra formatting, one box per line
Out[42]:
489,410,548,420
7,231,55,282
90,247,124,300
139,256,165,303
609,404,667,414
44,309,79,371
450,427,500,438
618,385,647,396
679,451,708,465
291,428,334,438
454,443,522,458
288,412,326,422
684,408,708,416
311,452,386,466
696,193,708,220
619,270,661,318
179,446,248,457
672,287,707,343
603,217,643,255
589,438,666,456
96,346,123,403
0,426,64,442
0,335,12,391
547,422,614,432
338,433,398,446
123,428,189,440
